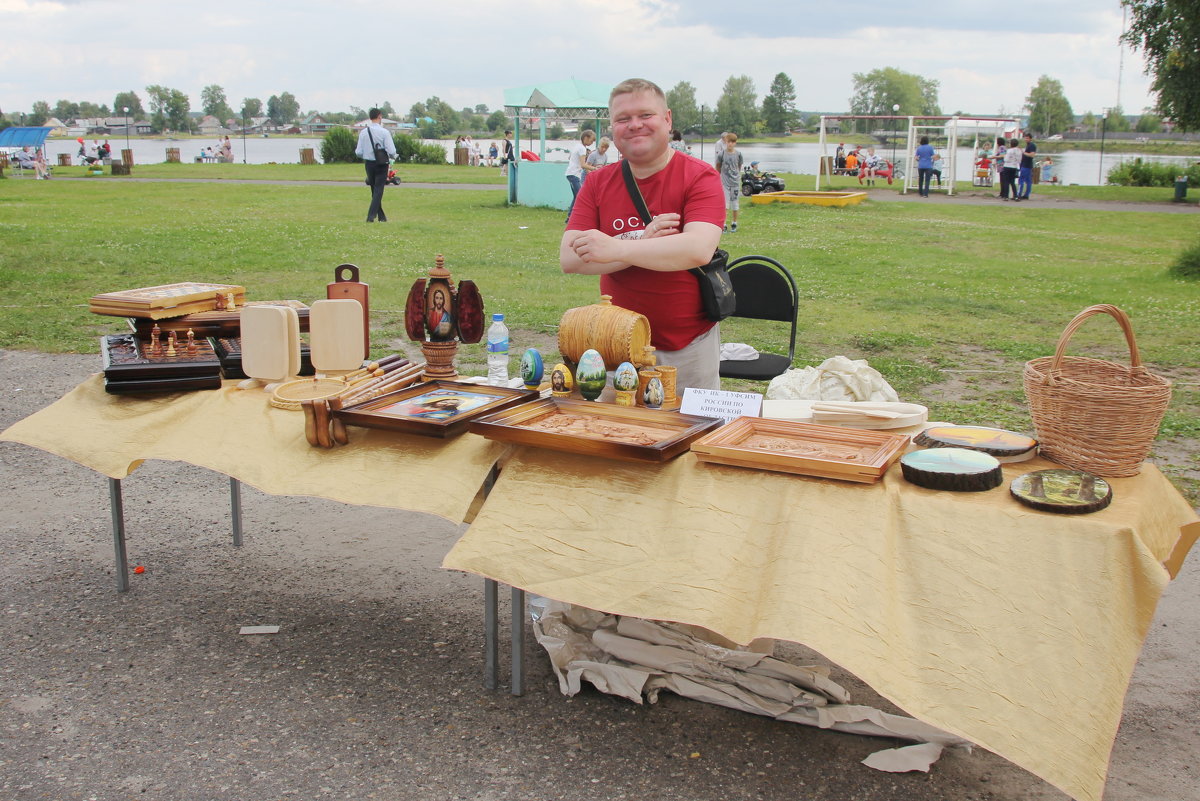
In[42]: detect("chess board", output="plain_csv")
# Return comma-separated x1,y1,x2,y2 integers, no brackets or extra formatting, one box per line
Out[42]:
101,334,223,394
128,300,310,337
90,282,247,320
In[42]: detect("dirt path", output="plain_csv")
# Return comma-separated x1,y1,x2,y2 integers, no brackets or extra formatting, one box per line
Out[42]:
1,350,1197,801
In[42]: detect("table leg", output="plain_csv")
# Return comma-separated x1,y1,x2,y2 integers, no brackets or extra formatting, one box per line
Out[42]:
107,478,129,593
484,578,498,690
511,587,525,697
229,477,243,547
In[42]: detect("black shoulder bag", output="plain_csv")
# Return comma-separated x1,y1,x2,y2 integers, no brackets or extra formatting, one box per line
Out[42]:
620,160,735,322
367,126,390,165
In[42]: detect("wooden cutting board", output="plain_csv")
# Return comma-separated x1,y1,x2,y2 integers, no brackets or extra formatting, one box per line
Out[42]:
309,299,365,374
241,305,301,382
326,264,369,354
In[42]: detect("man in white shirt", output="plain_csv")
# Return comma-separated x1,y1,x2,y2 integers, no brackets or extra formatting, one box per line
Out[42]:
354,108,397,222
564,130,595,222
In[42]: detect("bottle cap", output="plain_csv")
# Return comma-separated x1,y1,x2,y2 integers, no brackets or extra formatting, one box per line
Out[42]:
492,313,504,321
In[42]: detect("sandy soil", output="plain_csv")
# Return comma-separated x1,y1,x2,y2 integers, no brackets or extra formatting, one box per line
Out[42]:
0,349,1196,801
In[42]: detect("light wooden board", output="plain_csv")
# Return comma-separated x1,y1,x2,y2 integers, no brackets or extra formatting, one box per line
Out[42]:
241,305,300,382
309,299,365,373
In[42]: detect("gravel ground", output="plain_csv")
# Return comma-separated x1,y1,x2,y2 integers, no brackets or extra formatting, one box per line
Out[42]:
1,349,1197,801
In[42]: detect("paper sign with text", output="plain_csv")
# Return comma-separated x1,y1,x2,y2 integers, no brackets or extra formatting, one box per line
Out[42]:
680,388,763,423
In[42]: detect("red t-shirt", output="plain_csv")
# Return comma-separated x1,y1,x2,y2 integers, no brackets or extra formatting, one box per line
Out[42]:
566,152,724,352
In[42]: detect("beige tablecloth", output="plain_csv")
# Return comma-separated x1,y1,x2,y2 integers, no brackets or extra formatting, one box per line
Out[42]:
0,375,506,524
443,447,1199,801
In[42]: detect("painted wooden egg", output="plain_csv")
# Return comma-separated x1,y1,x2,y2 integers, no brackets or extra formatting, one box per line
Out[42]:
643,376,665,409
576,349,607,401
521,348,544,388
613,361,639,392
550,363,573,395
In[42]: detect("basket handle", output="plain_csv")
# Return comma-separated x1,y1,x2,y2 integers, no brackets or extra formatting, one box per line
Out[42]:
1049,304,1143,372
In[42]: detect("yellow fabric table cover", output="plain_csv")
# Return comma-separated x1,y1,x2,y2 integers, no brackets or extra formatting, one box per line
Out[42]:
0,375,507,524
443,447,1199,801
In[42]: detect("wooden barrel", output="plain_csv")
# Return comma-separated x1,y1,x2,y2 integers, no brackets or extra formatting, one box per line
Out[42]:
121,148,134,168
57,153,72,166
299,148,316,165
165,147,181,163
558,295,652,369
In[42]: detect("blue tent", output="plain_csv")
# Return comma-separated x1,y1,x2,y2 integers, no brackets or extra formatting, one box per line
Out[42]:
0,127,54,148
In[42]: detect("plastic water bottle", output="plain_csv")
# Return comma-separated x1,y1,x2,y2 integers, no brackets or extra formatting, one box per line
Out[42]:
486,313,510,386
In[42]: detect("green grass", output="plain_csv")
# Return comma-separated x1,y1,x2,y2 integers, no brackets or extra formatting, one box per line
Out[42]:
38,162,507,184
1,178,1198,503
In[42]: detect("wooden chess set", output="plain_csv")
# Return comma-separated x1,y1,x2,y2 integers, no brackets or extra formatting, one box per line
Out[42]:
90,282,246,320
101,331,223,394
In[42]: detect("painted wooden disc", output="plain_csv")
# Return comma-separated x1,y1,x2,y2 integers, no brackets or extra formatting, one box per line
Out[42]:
900,448,1003,492
1009,469,1113,514
914,425,1038,460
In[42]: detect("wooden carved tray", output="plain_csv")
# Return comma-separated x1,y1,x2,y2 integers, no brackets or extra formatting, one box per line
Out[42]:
469,398,722,462
334,380,539,439
130,300,310,337
690,417,910,483
90,282,246,320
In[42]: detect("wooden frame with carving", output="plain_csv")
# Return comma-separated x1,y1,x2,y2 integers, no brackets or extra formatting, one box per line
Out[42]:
333,380,538,438
690,417,910,483
468,398,722,462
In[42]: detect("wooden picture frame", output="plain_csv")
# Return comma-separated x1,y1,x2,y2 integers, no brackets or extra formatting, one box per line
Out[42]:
690,417,910,483
333,380,538,438
468,398,722,462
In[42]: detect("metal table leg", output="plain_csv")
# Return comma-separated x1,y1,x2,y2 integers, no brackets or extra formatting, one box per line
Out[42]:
229,477,243,547
484,579,498,690
511,587,526,696
108,478,129,593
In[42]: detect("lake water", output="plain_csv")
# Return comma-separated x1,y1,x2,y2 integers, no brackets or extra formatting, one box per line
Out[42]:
45,135,1196,187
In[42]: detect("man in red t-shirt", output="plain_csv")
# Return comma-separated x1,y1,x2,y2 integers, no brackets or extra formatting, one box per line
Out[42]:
560,78,725,392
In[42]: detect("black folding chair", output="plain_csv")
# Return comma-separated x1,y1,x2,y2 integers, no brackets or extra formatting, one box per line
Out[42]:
718,255,798,381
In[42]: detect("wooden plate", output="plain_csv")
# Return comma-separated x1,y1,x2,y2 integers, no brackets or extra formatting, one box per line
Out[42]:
469,398,721,462
690,417,909,483
762,400,928,430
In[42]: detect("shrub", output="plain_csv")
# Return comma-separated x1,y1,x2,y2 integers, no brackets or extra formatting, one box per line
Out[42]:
1169,238,1200,280
320,126,357,163
393,132,447,165
1106,158,1200,187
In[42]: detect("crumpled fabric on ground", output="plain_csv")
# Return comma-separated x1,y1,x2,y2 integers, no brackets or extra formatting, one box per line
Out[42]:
530,598,970,774
766,355,900,402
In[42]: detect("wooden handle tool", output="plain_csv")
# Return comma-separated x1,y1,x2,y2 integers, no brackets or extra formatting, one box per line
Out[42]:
327,396,349,446
311,399,334,448
301,400,321,447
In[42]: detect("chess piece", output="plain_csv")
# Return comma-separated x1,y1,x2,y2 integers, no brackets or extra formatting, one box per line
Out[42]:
150,323,161,355
186,329,197,355
166,331,177,357
225,292,236,311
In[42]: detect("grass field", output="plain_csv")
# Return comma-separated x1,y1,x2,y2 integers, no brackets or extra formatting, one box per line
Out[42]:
1,176,1197,501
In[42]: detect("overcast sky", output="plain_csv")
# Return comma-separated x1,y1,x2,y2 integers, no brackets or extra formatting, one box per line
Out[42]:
1,0,1154,121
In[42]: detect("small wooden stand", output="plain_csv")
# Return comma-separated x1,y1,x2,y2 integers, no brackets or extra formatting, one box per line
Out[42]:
422,341,459,380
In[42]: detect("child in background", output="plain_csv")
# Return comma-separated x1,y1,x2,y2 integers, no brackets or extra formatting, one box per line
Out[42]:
715,132,744,233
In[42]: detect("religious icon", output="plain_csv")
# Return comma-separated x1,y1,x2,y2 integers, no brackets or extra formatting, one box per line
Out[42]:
424,282,455,341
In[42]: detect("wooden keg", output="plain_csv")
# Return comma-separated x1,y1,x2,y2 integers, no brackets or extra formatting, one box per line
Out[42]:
558,295,652,369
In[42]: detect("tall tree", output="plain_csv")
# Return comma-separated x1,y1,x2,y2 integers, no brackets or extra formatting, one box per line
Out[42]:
78,101,110,118
267,92,300,125
761,72,799,133
665,81,700,134
411,96,460,137
146,85,191,133
1136,111,1163,132
849,67,940,131
1122,0,1200,130
53,100,80,121
241,97,263,118
1104,106,1132,132
201,84,233,122
1080,111,1099,136
486,110,507,132
113,90,144,118
715,75,757,136
28,101,51,125
1024,75,1074,135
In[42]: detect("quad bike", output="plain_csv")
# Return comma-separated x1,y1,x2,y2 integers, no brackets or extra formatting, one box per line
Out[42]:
740,166,786,196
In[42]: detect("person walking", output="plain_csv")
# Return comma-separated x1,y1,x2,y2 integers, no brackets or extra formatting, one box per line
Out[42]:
354,108,397,222
561,78,725,393
714,132,743,232
915,136,936,197
500,130,515,177
1017,132,1037,200
564,130,596,222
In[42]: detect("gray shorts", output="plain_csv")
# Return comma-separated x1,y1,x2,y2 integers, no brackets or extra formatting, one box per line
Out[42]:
724,185,740,210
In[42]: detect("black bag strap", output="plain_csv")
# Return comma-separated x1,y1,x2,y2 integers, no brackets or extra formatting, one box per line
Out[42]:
620,160,653,225
366,125,377,149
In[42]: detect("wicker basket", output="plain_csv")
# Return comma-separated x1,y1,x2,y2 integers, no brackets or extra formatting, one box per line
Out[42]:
1023,304,1172,477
